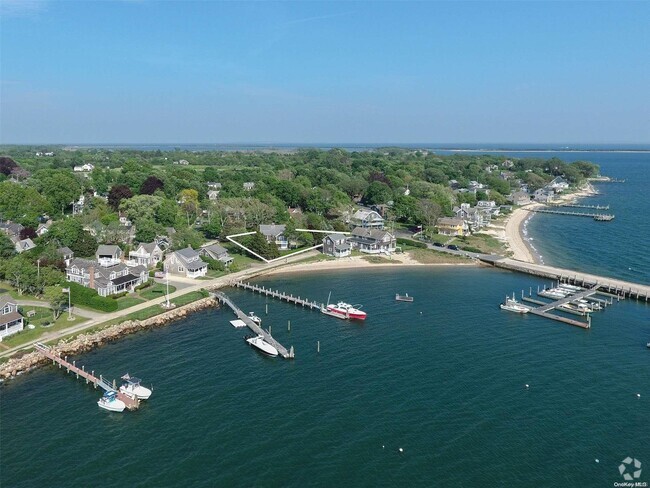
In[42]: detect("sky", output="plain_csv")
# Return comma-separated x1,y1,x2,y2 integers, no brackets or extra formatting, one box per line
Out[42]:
1,1,648,145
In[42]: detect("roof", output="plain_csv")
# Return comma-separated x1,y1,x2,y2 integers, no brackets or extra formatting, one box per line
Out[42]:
0,311,23,327
0,294,16,309
201,243,228,255
259,224,286,237
57,246,74,256
136,242,158,254
96,244,122,256
67,257,96,270
176,247,199,260
324,233,347,242
16,238,36,250
111,273,140,286
352,209,383,221
437,217,465,226
350,227,391,241
185,260,208,271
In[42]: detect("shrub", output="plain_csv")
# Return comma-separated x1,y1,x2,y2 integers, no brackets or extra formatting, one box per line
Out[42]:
135,279,153,291
460,246,482,253
396,237,427,249
68,282,118,312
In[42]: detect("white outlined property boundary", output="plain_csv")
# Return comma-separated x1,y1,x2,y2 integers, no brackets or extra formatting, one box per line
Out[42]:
226,229,350,264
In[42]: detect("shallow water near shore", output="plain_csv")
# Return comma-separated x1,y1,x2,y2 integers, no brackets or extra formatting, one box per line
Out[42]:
2,267,649,487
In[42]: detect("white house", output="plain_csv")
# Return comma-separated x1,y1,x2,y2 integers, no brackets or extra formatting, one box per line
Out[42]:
547,176,570,193
15,238,36,253
128,242,164,268
0,295,24,341
96,245,123,267
350,209,384,229
164,247,208,278
243,182,255,191
207,190,220,201
73,163,95,172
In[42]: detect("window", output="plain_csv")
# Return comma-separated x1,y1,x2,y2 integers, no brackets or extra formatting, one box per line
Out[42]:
178,266,184,272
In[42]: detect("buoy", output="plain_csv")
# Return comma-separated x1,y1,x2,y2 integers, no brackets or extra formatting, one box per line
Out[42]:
595,459,599,463
637,393,641,398
525,384,529,388
398,448,404,453
382,445,385,449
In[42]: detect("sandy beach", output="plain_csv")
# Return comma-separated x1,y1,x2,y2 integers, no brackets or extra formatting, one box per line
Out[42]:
263,253,476,276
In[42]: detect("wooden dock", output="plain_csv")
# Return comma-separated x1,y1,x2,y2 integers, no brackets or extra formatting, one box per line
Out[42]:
550,203,609,210
525,207,615,220
213,291,295,359
233,281,323,310
34,343,140,410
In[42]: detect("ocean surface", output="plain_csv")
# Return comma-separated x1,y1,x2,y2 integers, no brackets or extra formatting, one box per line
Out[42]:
2,150,649,487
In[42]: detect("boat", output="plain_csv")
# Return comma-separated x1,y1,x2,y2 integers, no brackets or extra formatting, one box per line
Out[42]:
248,312,262,325
500,297,529,314
395,293,414,302
97,391,126,412
119,374,152,400
245,335,278,357
320,292,367,320
647,342,650,349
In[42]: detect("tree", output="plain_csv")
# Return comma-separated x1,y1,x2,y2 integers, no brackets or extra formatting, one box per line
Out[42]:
119,194,163,225
179,189,200,225
32,170,82,216
364,181,393,205
418,200,442,232
0,181,52,225
44,286,67,320
108,184,133,211
4,257,38,295
44,219,98,257
140,176,164,195
246,231,279,260
20,227,37,240
0,156,18,176
0,233,15,258
135,219,164,243
155,199,179,227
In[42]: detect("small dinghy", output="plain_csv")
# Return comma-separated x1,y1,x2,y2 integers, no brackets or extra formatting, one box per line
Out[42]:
395,293,413,302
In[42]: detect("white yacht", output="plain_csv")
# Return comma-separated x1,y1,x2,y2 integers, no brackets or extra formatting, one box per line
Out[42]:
245,335,278,357
120,374,152,400
500,298,529,314
97,391,126,412
248,312,262,325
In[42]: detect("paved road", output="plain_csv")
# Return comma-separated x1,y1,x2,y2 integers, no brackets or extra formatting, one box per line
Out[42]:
0,251,318,360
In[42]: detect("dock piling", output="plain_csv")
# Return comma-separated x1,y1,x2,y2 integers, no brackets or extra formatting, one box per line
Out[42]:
317,341,320,353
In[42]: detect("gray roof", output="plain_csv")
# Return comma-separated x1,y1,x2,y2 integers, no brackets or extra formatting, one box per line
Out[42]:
324,233,347,242
96,263,128,280
185,260,208,271
0,294,16,309
137,242,158,254
128,264,148,276
350,227,391,240
259,224,285,237
67,258,96,270
16,238,36,250
57,246,74,256
96,244,122,256
200,243,228,255
176,247,199,260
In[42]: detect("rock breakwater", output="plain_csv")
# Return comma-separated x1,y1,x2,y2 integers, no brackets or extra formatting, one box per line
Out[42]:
0,296,218,381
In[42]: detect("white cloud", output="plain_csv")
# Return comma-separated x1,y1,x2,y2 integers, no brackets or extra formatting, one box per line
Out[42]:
0,0,48,18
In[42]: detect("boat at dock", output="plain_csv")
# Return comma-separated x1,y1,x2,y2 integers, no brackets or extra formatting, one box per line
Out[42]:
120,374,152,400
248,312,262,325
322,302,367,320
395,293,414,302
500,298,529,314
245,335,279,357
97,391,126,412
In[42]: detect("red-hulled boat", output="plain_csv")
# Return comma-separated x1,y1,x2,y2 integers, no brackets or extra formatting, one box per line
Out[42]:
321,301,367,320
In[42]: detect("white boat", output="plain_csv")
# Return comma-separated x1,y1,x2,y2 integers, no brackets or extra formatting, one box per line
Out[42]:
395,293,414,302
558,284,583,292
321,291,367,320
120,374,152,400
245,335,278,357
538,289,567,299
97,391,126,412
248,312,262,325
500,297,529,314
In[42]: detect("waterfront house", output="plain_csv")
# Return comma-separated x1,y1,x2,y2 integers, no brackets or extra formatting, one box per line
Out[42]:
199,243,234,266
164,247,208,279
65,258,147,297
547,176,570,193
453,203,488,231
350,209,384,229
322,233,351,258
533,188,556,203
128,242,164,268
0,295,24,341
436,217,469,237
510,191,531,206
243,182,255,191
15,238,36,253
259,224,288,250
348,227,396,254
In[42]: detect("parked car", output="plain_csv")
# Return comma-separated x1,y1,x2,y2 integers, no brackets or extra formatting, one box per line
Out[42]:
446,244,459,250
433,242,444,247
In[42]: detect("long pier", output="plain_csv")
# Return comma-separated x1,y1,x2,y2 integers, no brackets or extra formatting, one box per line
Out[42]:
233,281,323,310
485,258,650,302
34,343,140,410
213,291,295,359
526,207,615,220
550,203,610,210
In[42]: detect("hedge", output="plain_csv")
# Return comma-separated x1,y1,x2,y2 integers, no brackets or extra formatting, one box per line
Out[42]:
68,282,118,312
396,237,427,249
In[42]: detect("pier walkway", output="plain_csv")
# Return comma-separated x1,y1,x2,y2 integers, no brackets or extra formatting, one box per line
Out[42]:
550,203,609,210
34,343,140,409
233,281,323,310
525,207,615,220
486,258,650,301
213,292,294,359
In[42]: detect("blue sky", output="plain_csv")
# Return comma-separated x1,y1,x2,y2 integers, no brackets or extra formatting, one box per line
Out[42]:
1,1,648,144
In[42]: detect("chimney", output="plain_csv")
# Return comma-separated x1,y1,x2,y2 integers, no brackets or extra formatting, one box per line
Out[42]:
89,266,95,290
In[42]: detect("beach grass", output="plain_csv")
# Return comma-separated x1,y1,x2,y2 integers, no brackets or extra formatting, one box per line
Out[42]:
407,249,469,264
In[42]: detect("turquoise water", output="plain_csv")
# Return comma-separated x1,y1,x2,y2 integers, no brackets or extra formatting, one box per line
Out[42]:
2,152,650,487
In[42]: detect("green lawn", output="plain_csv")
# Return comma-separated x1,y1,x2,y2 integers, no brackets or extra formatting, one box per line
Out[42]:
139,283,177,300
449,233,506,254
0,283,42,302
1,310,87,348
115,296,147,311
407,249,469,264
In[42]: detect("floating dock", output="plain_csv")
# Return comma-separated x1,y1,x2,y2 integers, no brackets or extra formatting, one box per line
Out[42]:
233,281,323,310
34,343,140,410
214,291,294,359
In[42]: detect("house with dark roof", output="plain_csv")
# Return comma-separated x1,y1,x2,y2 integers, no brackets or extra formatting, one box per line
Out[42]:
66,258,147,297
199,243,234,266
348,228,396,254
259,224,288,250
0,222,24,239
164,247,208,278
0,295,24,341
322,234,351,258
128,242,163,268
